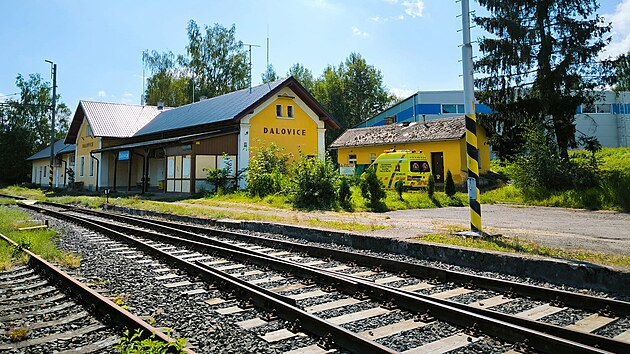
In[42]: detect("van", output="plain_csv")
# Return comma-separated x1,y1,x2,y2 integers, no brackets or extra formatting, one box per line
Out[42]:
367,149,431,189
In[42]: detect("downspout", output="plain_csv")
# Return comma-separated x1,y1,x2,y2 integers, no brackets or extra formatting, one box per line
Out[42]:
89,152,100,192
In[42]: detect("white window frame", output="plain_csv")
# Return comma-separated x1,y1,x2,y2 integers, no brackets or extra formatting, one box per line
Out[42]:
348,154,357,166
89,157,94,176
582,103,612,114
369,153,377,163
276,104,283,117
287,105,294,118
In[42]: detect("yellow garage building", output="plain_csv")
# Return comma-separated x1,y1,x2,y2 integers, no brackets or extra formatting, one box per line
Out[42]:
329,116,490,183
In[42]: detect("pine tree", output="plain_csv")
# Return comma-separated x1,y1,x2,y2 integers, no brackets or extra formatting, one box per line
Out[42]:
445,170,455,198
475,0,611,160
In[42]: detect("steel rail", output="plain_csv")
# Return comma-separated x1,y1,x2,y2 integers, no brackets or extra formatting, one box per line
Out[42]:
28,203,616,353
22,203,394,354
0,232,195,354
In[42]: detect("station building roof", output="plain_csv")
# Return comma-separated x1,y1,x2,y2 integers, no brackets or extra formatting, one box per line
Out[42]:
329,116,466,149
65,77,339,145
27,139,76,161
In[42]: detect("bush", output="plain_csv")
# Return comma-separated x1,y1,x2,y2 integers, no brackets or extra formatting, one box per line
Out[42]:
338,177,352,209
247,143,291,197
427,173,435,198
444,170,456,197
291,153,339,209
360,166,386,207
395,180,404,200
206,167,230,194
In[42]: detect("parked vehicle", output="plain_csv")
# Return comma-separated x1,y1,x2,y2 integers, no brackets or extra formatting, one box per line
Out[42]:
367,149,431,190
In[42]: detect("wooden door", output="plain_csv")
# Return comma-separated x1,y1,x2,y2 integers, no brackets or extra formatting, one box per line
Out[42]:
431,152,444,182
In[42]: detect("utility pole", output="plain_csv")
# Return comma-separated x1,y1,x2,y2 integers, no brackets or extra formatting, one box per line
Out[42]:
45,60,57,191
244,43,260,93
460,0,482,235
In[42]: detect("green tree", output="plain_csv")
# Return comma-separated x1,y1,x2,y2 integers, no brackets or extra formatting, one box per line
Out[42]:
143,50,191,107
427,173,435,198
612,52,630,92
261,64,279,83
360,166,385,208
291,153,339,209
312,53,394,145
0,73,70,184
444,170,455,197
246,143,290,197
184,21,249,99
288,63,315,92
475,0,611,160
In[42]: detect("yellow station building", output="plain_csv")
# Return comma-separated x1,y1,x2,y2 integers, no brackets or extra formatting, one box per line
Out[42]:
49,77,338,193
329,116,491,183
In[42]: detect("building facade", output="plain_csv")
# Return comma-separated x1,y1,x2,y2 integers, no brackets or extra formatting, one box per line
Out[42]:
356,90,630,148
61,77,338,193
330,116,491,183
26,140,76,188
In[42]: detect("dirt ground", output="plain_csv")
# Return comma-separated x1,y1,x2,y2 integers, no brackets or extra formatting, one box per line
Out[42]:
179,201,630,256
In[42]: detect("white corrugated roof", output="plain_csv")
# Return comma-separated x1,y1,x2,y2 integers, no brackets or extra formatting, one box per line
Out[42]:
80,101,169,138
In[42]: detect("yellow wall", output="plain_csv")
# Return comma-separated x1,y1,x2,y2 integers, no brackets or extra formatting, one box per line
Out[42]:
248,94,319,159
74,119,100,189
336,127,491,183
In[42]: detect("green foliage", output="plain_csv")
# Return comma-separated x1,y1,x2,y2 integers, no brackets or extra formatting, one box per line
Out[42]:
290,153,339,209
578,136,602,170
247,143,291,198
312,52,395,145
288,63,315,92
142,50,190,107
338,177,352,210
0,73,70,184
360,166,386,208
115,328,187,354
261,64,279,83
444,170,456,197
206,168,230,194
394,180,404,200
611,52,630,92
475,0,611,159
427,173,435,198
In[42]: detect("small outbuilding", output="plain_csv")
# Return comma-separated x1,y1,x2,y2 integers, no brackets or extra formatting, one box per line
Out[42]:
26,139,76,188
329,116,490,183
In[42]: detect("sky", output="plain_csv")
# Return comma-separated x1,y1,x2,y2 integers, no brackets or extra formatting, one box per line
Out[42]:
0,0,628,110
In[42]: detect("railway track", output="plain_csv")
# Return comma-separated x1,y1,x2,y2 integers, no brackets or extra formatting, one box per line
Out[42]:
0,231,189,353
14,201,630,353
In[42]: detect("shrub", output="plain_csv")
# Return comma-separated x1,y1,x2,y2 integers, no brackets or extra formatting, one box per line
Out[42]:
338,177,352,209
360,166,386,207
427,173,435,198
291,153,339,209
444,170,456,197
116,328,187,354
206,167,230,194
247,143,290,197
395,180,404,200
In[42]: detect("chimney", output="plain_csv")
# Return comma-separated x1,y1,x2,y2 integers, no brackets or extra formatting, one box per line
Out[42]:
199,96,208,101
157,101,164,110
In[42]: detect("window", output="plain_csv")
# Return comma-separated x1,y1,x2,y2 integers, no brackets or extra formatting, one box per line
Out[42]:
276,104,282,117
442,104,465,114
89,157,94,176
348,154,357,165
582,103,611,114
69,155,75,167
369,153,377,163
287,105,294,118
80,156,85,177
43,166,47,177
86,124,92,137
410,161,431,173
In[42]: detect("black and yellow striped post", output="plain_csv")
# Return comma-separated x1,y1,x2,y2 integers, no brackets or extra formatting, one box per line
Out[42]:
461,0,482,234
465,104,482,233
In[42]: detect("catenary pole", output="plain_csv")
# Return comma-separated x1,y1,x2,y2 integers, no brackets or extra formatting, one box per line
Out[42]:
46,61,57,191
460,0,482,234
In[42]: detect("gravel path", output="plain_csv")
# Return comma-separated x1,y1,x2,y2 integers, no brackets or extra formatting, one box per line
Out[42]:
176,201,630,256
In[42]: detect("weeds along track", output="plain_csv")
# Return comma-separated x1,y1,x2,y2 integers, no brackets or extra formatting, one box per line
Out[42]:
0,232,184,353
16,202,630,353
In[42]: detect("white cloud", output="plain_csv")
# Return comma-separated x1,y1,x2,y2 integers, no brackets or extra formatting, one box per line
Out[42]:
602,0,630,58
0,92,6,103
384,0,398,3
402,0,424,18
390,87,416,99
97,90,107,98
352,26,369,37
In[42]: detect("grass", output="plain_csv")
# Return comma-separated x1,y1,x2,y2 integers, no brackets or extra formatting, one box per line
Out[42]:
0,206,81,271
6,326,29,342
417,232,630,269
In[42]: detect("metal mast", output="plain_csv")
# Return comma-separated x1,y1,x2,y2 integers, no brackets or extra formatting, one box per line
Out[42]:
45,60,57,190
461,0,482,234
